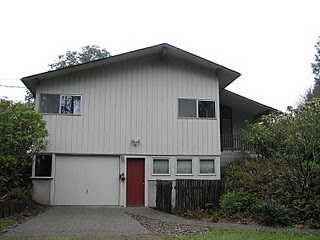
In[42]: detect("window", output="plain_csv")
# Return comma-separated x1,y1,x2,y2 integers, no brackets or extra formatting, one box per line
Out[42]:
178,99,215,119
200,159,215,174
177,159,192,174
178,99,197,118
153,159,169,174
35,155,52,177
40,94,60,113
40,94,81,115
198,101,215,118
60,95,81,114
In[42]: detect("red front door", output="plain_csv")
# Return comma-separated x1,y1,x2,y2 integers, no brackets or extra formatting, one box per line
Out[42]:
126,158,145,206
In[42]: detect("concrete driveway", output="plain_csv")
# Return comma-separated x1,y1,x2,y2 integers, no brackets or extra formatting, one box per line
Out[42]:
3,206,155,239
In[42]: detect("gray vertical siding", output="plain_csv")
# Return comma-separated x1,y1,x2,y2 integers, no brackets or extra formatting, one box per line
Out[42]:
38,56,220,155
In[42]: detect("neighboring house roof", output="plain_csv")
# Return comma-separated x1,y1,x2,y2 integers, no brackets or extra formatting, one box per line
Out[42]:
220,89,278,119
21,43,241,95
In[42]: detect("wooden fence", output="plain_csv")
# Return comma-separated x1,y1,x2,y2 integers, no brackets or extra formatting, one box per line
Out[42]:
0,199,30,219
156,180,172,213
175,179,225,212
156,179,225,213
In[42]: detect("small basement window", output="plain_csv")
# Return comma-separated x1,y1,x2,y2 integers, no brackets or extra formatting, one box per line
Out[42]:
35,155,52,177
177,159,192,174
178,99,215,119
199,159,215,174
40,94,81,115
153,159,169,175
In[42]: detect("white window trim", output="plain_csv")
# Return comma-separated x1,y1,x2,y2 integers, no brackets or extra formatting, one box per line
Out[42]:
152,157,170,176
176,158,194,176
177,98,216,119
39,93,82,116
199,158,216,176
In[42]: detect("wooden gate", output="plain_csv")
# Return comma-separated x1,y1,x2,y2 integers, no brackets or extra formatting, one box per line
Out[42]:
156,180,172,213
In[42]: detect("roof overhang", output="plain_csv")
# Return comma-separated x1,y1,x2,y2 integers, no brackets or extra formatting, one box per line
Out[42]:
220,89,278,119
21,43,241,95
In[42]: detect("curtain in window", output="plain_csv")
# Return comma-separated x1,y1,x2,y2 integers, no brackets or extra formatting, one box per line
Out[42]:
60,96,81,114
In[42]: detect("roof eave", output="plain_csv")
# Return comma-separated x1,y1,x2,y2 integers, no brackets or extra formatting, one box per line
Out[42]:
220,89,278,118
21,43,241,93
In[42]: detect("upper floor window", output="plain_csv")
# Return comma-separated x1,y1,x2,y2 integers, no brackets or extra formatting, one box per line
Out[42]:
40,94,81,115
178,99,215,119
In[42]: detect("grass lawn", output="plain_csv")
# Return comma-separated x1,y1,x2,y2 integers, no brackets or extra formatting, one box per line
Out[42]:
165,227,320,240
0,219,13,232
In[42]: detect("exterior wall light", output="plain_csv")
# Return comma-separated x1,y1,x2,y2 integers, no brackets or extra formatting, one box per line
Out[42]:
131,139,141,146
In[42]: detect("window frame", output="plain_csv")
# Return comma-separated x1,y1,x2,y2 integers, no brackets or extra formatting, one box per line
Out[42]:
178,98,216,119
199,158,216,175
39,93,82,116
152,158,170,175
176,158,193,175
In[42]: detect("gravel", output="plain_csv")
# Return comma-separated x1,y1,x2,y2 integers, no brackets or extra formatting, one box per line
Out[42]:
128,213,211,236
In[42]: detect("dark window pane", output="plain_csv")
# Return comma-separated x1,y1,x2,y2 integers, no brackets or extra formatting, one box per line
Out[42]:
40,94,60,113
35,155,52,177
60,95,81,114
198,101,215,118
178,99,196,118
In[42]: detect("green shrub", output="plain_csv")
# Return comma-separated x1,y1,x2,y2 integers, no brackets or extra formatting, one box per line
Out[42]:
0,100,47,197
0,155,32,196
254,198,293,226
6,188,30,201
219,191,257,217
222,157,320,228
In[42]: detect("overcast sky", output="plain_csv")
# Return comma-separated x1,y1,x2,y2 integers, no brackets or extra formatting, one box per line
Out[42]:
1,0,320,111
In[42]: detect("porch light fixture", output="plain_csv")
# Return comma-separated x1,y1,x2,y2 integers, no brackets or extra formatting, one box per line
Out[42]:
131,138,141,146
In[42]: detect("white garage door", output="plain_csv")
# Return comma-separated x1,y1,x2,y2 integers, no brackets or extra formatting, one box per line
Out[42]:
54,156,119,205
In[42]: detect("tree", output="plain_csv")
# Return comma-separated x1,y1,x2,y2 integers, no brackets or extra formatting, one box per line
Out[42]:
48,45,111,70
25,89,35,106
0,100,48,196
240,99,320,226
303,36,320,102
311,37,320,85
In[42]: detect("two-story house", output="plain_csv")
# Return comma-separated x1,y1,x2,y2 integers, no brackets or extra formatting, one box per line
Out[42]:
22,43,275,207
